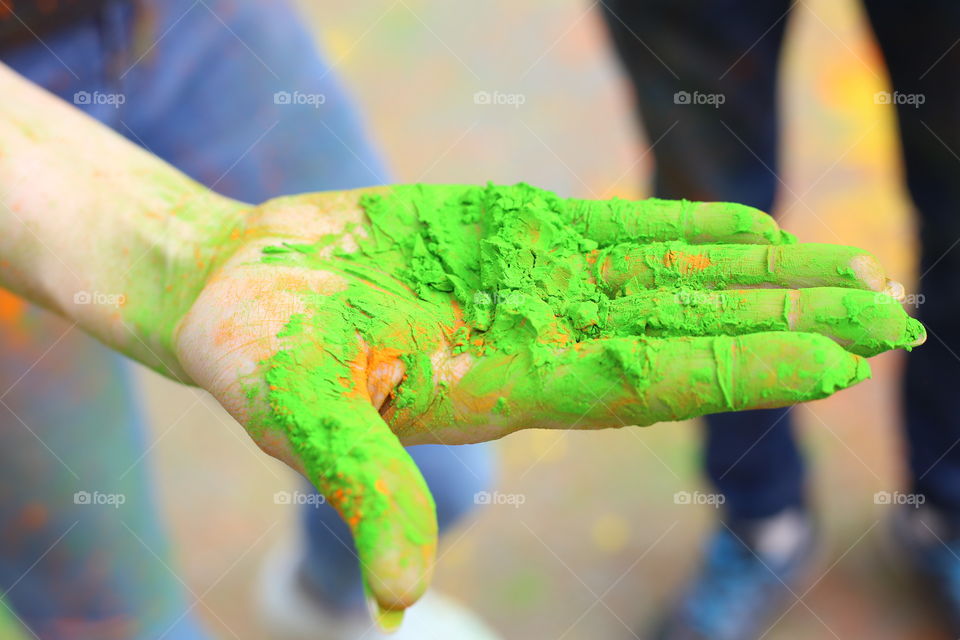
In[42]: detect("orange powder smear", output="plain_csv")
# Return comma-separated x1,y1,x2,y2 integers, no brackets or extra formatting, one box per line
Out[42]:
0,288,30,347
0,288,25,323
664,250,712,274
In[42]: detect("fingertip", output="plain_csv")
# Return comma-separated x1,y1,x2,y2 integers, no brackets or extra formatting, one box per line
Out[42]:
794,332,872,395
353,463,437,611
310,415,439,615
361,537,435,610
690,201,782,244
873,292,927,351
366,589,406,632
798,288,924,357
736,332,871,405
905,316,927,350
846,354,873,393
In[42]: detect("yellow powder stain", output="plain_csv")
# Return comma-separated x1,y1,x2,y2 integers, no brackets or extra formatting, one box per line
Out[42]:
323,29,355,61
591,513,629,553
439,535,475,569
527,430,568,464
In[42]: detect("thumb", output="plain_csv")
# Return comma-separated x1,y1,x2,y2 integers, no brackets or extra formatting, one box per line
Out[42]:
290,397,437,615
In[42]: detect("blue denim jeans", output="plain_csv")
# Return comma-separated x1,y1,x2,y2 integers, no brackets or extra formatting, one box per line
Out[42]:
0,0,493,637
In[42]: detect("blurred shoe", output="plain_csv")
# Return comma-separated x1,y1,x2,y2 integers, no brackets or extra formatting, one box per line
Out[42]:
891,502,960,635
651,507,817,640
257,539,501,640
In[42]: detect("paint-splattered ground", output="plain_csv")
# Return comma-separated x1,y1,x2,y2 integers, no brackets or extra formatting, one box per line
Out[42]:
136,1,943,638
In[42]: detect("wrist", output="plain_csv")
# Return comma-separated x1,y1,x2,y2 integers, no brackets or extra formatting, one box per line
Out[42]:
103,190,251,383
0,62,253,381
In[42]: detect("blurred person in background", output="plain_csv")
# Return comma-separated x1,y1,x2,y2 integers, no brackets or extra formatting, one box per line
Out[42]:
601,1,960,638
0,1,496,639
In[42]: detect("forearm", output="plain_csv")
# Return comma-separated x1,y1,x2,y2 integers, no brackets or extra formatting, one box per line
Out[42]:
0,63,249,381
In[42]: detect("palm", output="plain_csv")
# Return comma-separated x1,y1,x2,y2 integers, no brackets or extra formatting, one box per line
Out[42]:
174,183,923,616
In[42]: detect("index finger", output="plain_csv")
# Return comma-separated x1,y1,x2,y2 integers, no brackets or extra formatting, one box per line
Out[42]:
559,195,793,246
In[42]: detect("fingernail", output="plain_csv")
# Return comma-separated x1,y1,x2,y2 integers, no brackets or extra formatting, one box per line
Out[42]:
849,255,886,291
884,279,906,302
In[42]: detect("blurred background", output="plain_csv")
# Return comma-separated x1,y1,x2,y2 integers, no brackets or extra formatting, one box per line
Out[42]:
87,0,927,638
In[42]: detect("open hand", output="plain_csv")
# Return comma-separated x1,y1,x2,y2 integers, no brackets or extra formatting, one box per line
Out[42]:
173,183,924,619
